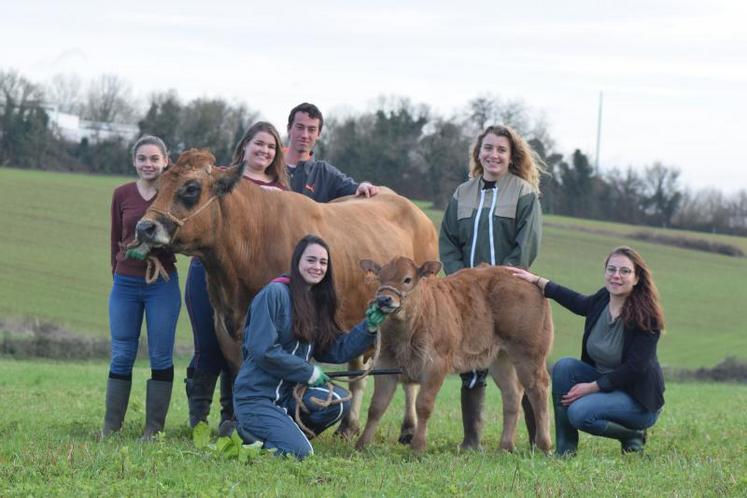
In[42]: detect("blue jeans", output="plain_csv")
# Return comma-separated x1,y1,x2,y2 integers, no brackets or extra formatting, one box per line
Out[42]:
108,272,181,375
185,258,230,375
552,357,659,435
235,385,351,459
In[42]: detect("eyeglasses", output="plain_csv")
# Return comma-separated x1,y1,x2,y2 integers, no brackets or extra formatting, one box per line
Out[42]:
605,266,634,277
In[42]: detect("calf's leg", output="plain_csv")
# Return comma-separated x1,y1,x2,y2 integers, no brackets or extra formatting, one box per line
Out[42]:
513,358,552,453
489,353,522,452
355,371,400,450
410,370,446,453
336,356,366,439
399,382,420,444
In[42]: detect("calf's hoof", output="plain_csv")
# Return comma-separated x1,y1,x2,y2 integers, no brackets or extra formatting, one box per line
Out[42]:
398,433,414,445
398,423,416,445
335,422,360,440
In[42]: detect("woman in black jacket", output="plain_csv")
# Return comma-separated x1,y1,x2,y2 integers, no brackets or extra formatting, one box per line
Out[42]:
511,246,665,456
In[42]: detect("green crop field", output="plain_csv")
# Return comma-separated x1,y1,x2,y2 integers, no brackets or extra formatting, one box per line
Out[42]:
2,167,746,368
2,167,746,496
1,358,745,496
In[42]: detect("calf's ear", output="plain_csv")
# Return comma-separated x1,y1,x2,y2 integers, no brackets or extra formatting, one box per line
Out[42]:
360,259,381,276
213,163,244,197
418,260,442,277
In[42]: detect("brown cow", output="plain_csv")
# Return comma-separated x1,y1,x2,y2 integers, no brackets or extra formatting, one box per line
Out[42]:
133,149,438,438
355,257,554,453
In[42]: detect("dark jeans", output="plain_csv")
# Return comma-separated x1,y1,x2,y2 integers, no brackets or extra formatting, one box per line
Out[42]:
235,384,351,459
185,258,230,375
108,272,180,375
552,357,660,435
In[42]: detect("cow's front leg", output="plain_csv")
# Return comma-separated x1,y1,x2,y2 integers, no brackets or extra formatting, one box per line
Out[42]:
410,370,446,453
213,313,242,373
335,355,366,439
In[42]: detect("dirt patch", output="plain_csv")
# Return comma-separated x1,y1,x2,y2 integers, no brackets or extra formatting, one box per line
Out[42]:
545,222,744,258
0,317,192,360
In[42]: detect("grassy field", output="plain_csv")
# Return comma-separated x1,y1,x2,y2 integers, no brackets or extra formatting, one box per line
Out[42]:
1,358,745,496
2,167,746,368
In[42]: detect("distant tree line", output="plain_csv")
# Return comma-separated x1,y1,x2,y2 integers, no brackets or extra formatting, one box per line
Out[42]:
2,68,746,236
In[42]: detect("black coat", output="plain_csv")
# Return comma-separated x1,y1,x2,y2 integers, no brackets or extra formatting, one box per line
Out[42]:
544,282,665,412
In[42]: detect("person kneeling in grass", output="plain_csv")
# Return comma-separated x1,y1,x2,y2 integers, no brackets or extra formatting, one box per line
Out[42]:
511,246,665,456
232,234,388,459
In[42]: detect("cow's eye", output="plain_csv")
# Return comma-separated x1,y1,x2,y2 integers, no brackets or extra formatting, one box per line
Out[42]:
404,277,412,285
178,181,201,208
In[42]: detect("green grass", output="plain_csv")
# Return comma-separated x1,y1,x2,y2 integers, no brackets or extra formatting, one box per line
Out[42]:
1,358,745,496
1,167,746,367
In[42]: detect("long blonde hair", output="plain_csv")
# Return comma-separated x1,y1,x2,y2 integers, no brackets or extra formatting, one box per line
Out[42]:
469,124,546,192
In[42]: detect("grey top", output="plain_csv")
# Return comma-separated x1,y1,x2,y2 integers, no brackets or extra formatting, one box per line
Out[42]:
586,304,625,374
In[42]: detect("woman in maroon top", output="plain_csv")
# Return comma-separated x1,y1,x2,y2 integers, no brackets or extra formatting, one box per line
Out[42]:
184,122,288,435
103,135,181,440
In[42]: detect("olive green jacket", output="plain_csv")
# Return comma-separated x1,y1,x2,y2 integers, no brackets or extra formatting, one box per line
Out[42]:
439,174,542,275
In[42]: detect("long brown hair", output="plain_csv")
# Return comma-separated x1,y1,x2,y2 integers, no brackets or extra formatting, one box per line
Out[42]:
606,246,665,333
231,121,289,188
289,234,342,353
469,124,546,192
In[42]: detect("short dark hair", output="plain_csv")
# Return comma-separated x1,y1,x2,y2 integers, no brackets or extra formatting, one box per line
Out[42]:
287,102,324,133
288,234,341,352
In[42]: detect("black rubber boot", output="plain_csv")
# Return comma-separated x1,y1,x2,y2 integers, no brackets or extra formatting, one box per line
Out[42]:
142,379,173,441
185,369,218,428
599,421,646,453
218,370,236,437
553,392,578,457
459,385,485,450
102,378,132,438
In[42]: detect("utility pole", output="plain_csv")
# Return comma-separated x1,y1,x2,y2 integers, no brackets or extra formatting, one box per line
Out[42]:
595,91,603,175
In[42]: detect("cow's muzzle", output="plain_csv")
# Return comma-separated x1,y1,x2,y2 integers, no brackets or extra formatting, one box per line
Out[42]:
136,219,158,243
376,294,398,313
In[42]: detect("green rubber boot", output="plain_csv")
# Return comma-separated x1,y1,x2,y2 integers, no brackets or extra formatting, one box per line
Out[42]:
185,369,218,428
102,378,132,438
141,379,173,441
459,385,485,450
599,421,646,453
553,392,578,457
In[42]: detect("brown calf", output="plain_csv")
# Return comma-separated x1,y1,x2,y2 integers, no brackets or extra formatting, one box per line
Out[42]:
356,257,554,453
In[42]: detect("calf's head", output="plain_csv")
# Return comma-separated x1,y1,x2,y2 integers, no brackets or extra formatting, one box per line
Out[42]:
360,257,441,314
135,148,245,254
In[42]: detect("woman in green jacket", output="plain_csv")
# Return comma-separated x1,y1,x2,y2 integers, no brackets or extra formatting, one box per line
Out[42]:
439,124,545,450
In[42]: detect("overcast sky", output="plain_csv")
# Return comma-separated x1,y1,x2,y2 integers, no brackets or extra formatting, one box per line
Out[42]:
3,0,746,194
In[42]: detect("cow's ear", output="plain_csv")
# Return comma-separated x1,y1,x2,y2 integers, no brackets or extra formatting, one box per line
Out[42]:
418,260,442,278
213,163,245,197
360,259,381,276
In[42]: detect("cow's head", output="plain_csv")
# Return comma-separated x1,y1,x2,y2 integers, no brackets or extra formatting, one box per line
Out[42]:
134,148,245,255
360,257,441,314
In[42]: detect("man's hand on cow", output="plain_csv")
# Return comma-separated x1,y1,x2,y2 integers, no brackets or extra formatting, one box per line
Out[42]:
365,302,388,332
355,182,380,198
560,381,599,406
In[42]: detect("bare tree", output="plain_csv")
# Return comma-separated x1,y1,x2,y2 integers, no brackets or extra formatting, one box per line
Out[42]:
82,74,136,123
45,73,83,114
